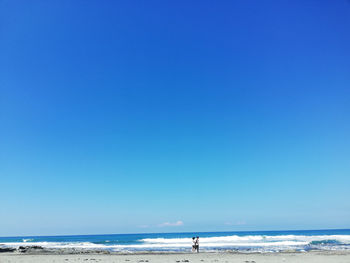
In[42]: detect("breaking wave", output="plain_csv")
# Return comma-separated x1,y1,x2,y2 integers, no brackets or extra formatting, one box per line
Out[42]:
22,238,34,242
1,233,350,253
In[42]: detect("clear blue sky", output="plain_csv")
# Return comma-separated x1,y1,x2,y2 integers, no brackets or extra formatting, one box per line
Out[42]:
1,0,349,236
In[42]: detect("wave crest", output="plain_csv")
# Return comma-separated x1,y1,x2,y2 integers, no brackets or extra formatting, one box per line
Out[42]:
1,234,350,252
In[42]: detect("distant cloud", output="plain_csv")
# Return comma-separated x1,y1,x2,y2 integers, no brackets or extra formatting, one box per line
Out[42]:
158,221,184,227
225,221,246,226
138,225,150,228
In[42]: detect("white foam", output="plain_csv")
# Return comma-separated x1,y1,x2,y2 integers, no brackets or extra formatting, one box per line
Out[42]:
0,241,308,249
141,235,350,245
2,234,350,252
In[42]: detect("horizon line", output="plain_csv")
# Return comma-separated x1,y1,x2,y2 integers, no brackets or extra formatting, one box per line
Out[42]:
1,227,349,239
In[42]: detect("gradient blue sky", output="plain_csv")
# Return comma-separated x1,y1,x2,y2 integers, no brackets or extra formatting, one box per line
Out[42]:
1,0,350,236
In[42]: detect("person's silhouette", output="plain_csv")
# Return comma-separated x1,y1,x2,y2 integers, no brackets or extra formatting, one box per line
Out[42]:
195,236,199,252
192,237,196,252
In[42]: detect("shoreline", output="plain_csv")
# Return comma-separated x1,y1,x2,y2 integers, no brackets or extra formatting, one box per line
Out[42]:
1,251,350,263
2,246,349,255
2,229,349,254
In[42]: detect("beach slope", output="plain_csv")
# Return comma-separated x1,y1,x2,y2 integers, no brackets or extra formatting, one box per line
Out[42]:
1,251,350,263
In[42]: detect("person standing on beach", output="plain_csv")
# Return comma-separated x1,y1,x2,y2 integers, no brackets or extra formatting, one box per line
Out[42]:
195,236,199,252
192,237,196,252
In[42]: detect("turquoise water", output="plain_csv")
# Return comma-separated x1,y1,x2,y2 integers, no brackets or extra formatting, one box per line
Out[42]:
1,229,350,252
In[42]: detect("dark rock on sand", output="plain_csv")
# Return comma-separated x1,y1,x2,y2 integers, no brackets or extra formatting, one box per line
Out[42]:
18,245,44,253
0,247,16,253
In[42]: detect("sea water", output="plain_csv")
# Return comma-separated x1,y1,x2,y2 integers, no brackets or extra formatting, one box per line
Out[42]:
1,229,350,253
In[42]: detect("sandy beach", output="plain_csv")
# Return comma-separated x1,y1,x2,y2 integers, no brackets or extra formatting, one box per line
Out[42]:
1,251,350,263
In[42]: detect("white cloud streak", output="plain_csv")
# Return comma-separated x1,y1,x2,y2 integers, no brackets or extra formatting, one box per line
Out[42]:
158,221,184,227
225,221,246,226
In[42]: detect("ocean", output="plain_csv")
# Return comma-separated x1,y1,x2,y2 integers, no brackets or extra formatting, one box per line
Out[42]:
1,229,350,253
